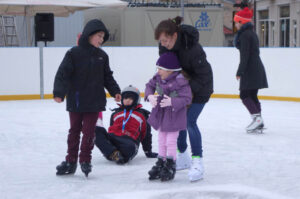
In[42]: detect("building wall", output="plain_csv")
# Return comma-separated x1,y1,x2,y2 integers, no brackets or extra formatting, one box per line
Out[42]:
84,7,224,47
256,0,300,47
15,11,83,47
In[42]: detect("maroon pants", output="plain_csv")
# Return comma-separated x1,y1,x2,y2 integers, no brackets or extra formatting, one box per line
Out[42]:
66,112,99,163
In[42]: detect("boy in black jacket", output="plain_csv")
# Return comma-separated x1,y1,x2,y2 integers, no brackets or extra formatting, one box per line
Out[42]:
94,85,157,164
54,19,121,177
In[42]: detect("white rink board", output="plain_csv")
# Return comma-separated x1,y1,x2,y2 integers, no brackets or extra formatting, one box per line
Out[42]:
1,47,300,98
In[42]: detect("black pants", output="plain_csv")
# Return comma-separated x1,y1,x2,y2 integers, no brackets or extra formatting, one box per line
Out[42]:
240,89,261,114
240,89,259,103
94,127,138,163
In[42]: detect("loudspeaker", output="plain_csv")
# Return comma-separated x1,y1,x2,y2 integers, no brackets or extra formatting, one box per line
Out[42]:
35,13,54,42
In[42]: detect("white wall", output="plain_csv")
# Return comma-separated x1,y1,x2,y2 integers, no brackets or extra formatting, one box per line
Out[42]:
1,47,300,99
0,48,40,95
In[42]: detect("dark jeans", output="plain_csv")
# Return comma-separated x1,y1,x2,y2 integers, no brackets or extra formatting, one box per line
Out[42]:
177,103,205,157
94,127,138,163
240,89,261,114
66,112,98,163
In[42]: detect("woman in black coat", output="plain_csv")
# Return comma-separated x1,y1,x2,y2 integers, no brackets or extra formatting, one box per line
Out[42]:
53,19,121,177
154,16,214,182
234,7,268,132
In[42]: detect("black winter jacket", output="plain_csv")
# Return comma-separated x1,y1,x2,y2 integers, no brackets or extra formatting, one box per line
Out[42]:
234,23,268,90
53,19,121,112
159,25,214,103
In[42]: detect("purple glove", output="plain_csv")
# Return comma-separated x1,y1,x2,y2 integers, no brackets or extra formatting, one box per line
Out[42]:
160,95,172,107
147,95,158,108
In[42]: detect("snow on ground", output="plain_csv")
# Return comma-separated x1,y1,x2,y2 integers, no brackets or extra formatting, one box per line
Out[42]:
0,98,299,199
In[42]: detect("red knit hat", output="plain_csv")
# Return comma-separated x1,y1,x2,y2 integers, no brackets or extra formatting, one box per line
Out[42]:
234,7,253,24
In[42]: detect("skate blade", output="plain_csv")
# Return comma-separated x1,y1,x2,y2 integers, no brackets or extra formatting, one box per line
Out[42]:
247,128,266,134
149,175,160,180
176,165,190,171
160,177,174,182
189,174,203,182
56,171,75,176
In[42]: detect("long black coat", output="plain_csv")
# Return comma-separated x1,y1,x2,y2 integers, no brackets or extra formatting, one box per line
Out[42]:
159,25,213,103
53,19,121,112
234,23,268,90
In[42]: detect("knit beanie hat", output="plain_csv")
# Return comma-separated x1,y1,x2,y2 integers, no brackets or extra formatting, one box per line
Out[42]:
156,52,181,71
234,7,253,24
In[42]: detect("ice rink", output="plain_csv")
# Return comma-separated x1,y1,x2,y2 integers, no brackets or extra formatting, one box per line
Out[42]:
0,98,299,199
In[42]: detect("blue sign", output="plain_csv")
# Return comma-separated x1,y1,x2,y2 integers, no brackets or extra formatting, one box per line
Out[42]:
195,12,212,31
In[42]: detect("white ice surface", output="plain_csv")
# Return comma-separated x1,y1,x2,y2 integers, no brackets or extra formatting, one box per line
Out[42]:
0,98,299,199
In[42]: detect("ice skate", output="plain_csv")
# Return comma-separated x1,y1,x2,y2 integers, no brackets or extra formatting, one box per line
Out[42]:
80,162,92,177
110,150,125,165
176,150,191,170
160,157,176,182
246,114,265,133
188,157,204,182
56,161,77,175
148,157,164,180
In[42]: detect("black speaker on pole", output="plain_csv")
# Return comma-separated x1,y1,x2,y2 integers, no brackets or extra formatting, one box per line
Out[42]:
35,13,54,45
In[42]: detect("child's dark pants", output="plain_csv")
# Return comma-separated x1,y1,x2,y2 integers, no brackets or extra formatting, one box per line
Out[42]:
66,112,98,163
94,127,138,163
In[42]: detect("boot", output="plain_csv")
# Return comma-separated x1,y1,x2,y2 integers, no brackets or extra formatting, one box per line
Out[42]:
80,162,92,177
160,157,176,182
246,113,264,132
110,150,125,165
148,157,165,180
188,157,204,182
176,150,191,170
56,161,77,175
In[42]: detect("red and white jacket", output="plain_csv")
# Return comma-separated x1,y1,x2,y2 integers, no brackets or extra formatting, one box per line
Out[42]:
108,104,147,141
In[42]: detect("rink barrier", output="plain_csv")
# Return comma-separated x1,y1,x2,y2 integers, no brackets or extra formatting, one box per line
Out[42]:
1,93,300,102
1,47,300,102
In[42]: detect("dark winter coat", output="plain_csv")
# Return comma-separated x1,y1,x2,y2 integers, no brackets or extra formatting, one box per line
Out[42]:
159,25,213,103
109,104,153,153
53,19,121,112
145,72,192,132
234,23,268,90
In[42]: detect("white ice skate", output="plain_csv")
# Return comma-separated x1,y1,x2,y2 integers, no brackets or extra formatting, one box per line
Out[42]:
188,157,204,182
246,114,264,133
176,150,191,170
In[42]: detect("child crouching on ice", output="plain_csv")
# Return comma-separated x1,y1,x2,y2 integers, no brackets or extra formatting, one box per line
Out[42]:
145,52,192,181
94,85,157,164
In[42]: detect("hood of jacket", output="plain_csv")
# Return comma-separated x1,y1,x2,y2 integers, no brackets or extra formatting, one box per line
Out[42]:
172,24,199,50
78,19,109,47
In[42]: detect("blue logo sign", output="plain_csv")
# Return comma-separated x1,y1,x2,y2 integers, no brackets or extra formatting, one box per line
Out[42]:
195,12,212,31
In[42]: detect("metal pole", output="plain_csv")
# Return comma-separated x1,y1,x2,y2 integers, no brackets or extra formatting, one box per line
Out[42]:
253,0,256,32
181,0,184,18
39,46,44,99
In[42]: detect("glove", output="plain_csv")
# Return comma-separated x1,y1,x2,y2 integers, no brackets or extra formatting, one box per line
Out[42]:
147,95,158,108
160,95,172,107
145,151,158,158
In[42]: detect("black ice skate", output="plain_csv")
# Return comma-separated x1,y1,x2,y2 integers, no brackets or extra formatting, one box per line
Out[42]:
160,157,176,182
148,157,164,180
80,162,92,177
56,161,77,175
110,150,125,165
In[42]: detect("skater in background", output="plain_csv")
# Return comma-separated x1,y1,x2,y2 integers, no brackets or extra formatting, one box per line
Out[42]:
53,19,121,177
233,7,268,132
154,16,213,181
94,85,158,165
145,52,192,181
